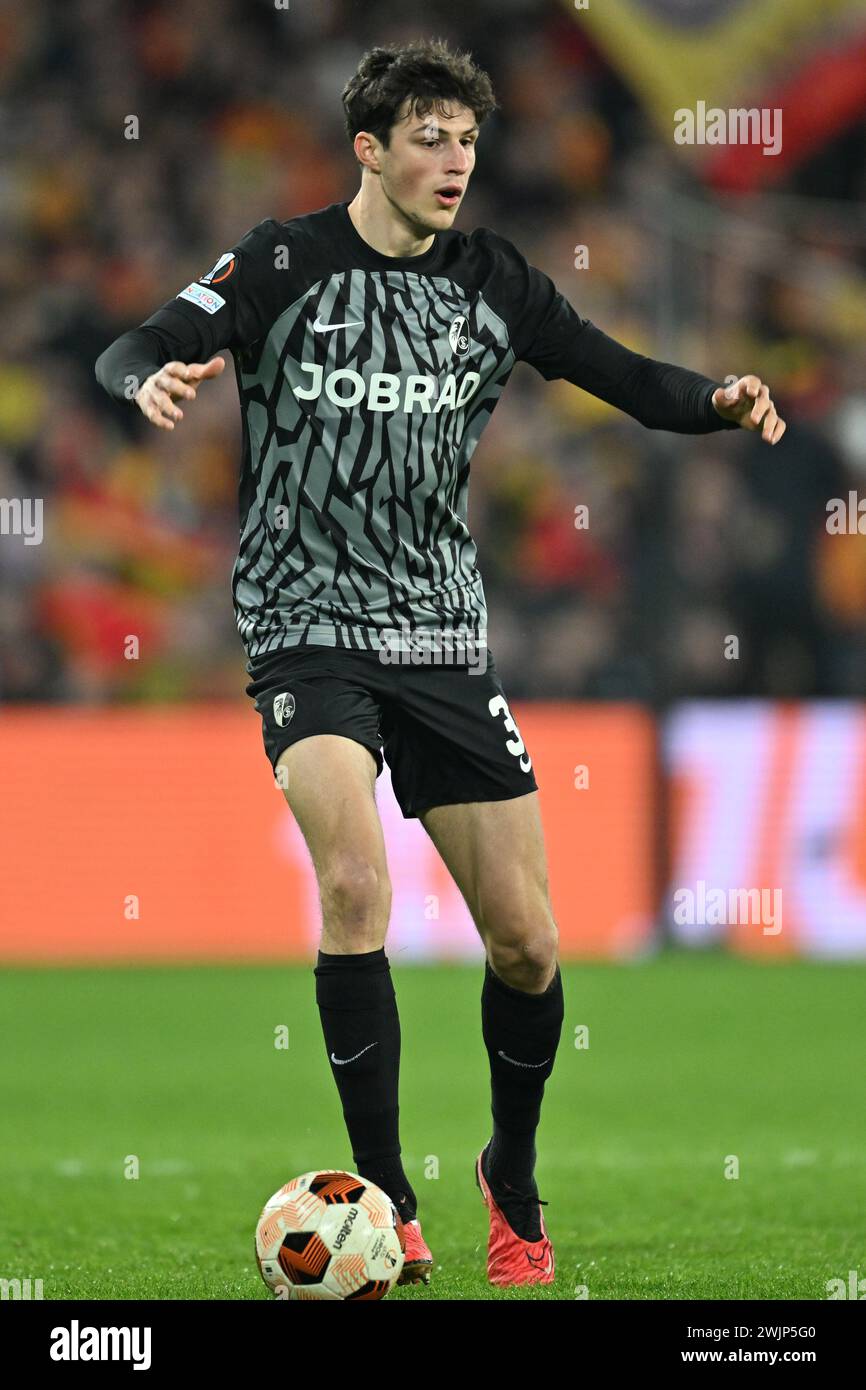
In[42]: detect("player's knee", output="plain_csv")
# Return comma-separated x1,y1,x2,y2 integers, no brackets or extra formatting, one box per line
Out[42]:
489,928,557,978
485,895,559,986
319,854,391,934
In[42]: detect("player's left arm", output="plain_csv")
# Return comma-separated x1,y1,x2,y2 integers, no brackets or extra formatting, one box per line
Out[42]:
494,237,786,442
523,307,784,440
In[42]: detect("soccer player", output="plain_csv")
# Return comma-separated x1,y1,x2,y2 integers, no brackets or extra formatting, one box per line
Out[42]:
95,38,786,1289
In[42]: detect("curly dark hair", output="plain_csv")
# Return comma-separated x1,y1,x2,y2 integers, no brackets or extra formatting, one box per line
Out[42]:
342,37,498,157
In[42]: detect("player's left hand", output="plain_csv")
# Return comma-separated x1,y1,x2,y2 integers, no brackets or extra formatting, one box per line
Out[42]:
711,375,786,444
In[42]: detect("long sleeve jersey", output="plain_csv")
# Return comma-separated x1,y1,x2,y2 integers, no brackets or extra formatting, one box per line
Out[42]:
95,200,739,666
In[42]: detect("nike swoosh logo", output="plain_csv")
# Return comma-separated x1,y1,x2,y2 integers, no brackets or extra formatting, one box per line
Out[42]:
331,1042,378,1065
497,1050,551,1069
313,316,364,333
526,1249,553,1275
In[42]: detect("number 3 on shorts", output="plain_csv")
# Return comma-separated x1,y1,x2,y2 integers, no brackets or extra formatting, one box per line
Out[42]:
488,694,532,773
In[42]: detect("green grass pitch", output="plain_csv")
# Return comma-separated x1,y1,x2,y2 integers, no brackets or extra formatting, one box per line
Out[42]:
1,951,864,1300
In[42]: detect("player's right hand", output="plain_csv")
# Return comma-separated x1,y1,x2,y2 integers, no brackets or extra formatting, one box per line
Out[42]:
134,357,226,429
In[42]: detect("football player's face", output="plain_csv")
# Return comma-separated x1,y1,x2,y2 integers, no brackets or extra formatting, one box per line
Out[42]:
381,101,477,231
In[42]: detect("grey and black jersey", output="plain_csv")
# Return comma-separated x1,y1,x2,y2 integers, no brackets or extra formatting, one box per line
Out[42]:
95,200,738,665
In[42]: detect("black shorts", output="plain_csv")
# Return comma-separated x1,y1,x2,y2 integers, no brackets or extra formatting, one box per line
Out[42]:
244,644,538,819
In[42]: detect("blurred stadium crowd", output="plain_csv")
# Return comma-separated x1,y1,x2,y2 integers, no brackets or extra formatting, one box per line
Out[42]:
2,0,866,704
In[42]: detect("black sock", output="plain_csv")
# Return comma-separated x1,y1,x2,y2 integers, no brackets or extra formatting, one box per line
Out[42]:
314,947,417,1225
481,960,564,1193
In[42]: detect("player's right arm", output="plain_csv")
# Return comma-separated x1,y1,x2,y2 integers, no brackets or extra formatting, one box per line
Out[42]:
94,218,285,427
131,356,226,431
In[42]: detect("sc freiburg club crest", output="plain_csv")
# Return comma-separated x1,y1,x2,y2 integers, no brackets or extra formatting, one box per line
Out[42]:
273,692,296,728
449,314,471,356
